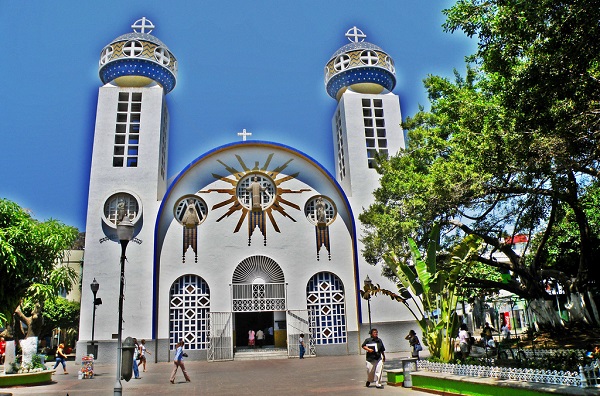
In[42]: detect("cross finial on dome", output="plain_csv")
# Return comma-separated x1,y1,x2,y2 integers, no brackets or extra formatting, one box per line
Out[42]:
132,17,155,34
345,26,366,43
237,128,252,141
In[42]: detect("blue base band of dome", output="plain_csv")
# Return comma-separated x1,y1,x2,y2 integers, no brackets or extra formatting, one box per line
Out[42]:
99,58,176,93
326,67,395,99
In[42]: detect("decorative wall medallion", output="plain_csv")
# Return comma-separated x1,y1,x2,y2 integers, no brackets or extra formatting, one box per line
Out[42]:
174,196,208,263
199,153,310,246
304,196,337,260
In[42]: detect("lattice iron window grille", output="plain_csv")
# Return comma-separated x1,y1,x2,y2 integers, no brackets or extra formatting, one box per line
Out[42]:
232,283,286,312
169,275,210,350
306,272,346,344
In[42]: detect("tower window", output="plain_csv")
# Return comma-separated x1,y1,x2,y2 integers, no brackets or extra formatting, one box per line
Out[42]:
335,112,345,180
362,99,388,168
113,92,142,168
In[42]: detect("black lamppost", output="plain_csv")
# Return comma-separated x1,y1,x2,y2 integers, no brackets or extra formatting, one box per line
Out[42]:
90,278,101,342
364,275,373,330
89,278,102,358
114,217,134,396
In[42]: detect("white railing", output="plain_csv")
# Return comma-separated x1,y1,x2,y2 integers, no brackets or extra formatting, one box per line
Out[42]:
417,359,600,388
520,348,586,359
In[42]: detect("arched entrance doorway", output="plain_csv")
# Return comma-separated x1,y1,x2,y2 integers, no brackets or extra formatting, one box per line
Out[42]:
231,255,286,349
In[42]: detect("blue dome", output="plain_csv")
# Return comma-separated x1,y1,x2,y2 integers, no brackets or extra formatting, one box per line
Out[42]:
98,18,178,94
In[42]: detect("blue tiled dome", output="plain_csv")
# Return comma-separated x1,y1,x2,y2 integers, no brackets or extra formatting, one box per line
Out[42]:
324,28,396,100
98,18,177,94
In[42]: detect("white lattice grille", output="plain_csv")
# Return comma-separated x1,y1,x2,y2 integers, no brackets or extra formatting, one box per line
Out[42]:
169,275,210,350
306,272,346,344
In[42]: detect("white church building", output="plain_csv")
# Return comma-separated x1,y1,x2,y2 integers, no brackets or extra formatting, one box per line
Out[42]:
77,18,416,363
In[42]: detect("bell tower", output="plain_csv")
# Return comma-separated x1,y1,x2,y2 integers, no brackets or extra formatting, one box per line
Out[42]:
80,17,177,346
324,26,405,205
324,27,408,325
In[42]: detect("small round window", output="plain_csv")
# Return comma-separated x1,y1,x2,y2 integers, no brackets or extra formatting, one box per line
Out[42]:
154,47,171,66
304,195,337,226
100,45,114,65
122,40,144,57
102,192,142,227
385,56,395,73
360,50,379,66
334,54,351,71
236,173,276,211
174,196,208,226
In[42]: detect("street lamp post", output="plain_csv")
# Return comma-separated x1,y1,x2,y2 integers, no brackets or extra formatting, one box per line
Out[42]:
89,278,101,358
363,275,373,330
114,217,134,396
90,278,100,342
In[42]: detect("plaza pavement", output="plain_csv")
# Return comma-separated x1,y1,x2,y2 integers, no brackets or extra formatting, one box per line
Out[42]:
2,352,433,396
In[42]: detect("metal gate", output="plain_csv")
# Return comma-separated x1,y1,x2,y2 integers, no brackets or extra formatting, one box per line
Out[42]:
208,312,233,362
286,310,316,358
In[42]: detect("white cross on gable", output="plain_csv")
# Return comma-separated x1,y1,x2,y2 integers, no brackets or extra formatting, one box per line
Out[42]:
132,17,155,34
237,129,252,141
345,26,366,43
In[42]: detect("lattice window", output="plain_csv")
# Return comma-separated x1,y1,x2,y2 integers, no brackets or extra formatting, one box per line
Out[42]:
362,98,388,168
169,275,210,350
335,112,345,180
159,103,168,179
306,272,346,344
114,92,142,167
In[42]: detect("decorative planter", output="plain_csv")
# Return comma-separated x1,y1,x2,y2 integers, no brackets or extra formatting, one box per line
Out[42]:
0,370,55,387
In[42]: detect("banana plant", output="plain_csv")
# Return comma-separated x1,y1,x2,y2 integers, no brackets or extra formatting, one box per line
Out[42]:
361,224,481,362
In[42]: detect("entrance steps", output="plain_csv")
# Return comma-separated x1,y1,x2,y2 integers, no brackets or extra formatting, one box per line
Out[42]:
234,347,288,361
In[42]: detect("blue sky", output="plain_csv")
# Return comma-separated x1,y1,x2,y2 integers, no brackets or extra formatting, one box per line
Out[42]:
0,1,474,231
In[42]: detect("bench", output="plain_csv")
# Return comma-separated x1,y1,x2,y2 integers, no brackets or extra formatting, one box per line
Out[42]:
386,368,404,386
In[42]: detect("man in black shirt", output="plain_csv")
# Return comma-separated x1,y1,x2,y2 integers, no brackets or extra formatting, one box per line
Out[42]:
361,328,386,388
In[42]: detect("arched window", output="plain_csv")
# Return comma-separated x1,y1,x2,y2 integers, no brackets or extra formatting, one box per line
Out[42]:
306,272,346,344
169,275,210,350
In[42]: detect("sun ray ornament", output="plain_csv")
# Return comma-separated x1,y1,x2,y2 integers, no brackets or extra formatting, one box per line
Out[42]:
199,153,310,246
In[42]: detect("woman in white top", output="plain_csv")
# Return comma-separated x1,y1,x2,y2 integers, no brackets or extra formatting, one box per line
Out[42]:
458,323,470,359
137,339,152,372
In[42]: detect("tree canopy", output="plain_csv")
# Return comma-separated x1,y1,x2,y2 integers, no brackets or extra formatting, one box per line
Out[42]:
360,0,600,305
0,198,79,329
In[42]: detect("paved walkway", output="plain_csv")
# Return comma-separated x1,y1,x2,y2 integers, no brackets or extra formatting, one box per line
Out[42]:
2,352,432,396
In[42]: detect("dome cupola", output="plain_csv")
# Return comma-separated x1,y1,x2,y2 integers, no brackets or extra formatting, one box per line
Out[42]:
325,27,395,100
98,17,177,94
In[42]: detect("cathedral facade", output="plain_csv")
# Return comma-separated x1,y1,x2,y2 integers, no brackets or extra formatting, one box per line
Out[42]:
77,18,415,363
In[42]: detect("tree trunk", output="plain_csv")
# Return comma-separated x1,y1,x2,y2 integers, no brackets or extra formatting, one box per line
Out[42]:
14,302,44,338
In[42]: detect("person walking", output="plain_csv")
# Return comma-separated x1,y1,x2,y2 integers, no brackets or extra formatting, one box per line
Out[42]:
138,339,152,372
458,323,470,359
405,329,422,358
170,340,191,384
361,328,386,388
53,343,69,374
256,329,264,348
299,334,305,359
248,329,255,348
132,338,140,379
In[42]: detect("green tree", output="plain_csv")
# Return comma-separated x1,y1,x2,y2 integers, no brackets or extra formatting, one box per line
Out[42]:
39,297,80,339
0,198,79,336
363,225,487,362
361,1,600,324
